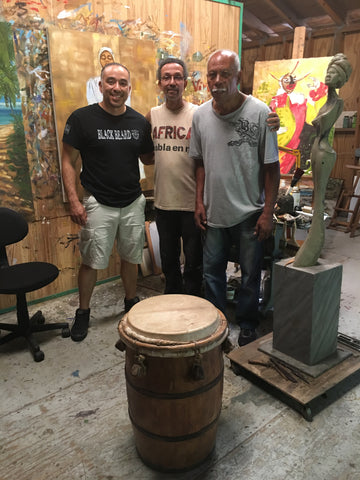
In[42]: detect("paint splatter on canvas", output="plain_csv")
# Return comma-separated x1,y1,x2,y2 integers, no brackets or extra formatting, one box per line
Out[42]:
13,27,61,207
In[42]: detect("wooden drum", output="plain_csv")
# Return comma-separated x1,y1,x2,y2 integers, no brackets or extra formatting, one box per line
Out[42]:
117,294,228,473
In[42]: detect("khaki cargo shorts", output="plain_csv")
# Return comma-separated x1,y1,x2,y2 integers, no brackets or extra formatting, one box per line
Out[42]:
79,193,146,269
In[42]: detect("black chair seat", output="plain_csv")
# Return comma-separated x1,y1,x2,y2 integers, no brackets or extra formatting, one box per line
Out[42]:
0,262,59,294
0,207,70,362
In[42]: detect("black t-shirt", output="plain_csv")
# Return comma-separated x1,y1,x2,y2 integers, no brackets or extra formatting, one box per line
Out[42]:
62,104,153,207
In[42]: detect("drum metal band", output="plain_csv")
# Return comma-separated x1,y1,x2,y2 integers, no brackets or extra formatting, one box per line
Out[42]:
129,409,221,442
125,367,224,399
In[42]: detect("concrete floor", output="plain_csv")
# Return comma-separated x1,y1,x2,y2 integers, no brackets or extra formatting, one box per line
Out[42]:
0,228,359,480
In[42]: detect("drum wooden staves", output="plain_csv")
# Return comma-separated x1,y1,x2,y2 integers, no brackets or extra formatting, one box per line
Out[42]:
117,294,228,473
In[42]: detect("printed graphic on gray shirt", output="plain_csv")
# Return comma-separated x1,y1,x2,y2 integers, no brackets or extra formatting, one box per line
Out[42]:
228,119,259,148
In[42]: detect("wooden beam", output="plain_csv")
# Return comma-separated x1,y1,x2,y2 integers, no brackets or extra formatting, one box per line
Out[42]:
316,0,344,26
243,9,278,36
263,0,301,29
242,23,360,50
292,26,306,58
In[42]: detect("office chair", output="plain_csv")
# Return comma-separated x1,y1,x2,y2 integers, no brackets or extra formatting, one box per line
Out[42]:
0,208,70,362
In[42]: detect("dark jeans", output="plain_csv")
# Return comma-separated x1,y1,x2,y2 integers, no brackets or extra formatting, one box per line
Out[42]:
156,209,203,296
203,212,263,330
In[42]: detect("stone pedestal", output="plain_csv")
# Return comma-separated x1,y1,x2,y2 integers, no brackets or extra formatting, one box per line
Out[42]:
273,258,342,365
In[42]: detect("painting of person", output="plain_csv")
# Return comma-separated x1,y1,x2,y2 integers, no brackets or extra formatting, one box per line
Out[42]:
253,57,332,175
86,47,115,105
269,61,328,173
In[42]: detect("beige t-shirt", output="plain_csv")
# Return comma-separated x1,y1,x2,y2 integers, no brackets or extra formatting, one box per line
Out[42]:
150,102,198,211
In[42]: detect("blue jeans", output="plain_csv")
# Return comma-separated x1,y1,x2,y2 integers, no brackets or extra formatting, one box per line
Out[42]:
203,212,263,330
156,209,203,296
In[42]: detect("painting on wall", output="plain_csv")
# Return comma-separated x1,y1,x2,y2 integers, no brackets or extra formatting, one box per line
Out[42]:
252,57,333,175
0,22,34,219
47,27,157,194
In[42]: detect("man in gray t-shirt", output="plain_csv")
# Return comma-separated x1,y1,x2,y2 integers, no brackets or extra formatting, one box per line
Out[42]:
189,49,280,347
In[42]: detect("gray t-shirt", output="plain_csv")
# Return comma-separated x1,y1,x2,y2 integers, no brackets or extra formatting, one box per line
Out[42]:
189,95,279,228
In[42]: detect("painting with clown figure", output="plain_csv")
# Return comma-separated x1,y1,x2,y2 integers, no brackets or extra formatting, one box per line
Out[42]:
253,57,332,175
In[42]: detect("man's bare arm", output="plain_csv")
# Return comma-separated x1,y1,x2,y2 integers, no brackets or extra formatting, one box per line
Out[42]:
61,142,87,226
194,158,207,230
139,151,154,165
254,161,280,240
141,112,154,165
267,111,280,131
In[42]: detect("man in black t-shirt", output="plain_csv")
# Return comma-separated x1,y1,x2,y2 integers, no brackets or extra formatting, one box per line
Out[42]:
62,62,154,342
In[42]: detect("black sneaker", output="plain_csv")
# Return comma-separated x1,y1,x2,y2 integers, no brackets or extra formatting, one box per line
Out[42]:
238,328,257,347
70,308,90,342
124,296,140,313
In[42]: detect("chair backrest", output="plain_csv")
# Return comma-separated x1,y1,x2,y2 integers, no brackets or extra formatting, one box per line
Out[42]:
0,208,29,248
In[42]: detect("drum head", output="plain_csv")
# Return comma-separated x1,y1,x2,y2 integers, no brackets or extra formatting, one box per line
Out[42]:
125,294,221,344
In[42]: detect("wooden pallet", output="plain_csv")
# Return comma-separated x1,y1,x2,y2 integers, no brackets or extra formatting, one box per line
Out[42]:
227,333,360,421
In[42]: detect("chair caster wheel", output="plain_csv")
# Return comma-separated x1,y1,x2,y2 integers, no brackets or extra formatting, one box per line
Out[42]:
62,327,71,338
33,311,45,324
34,350,45,362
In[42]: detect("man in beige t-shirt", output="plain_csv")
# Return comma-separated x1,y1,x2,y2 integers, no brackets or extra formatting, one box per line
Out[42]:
146,58,203,295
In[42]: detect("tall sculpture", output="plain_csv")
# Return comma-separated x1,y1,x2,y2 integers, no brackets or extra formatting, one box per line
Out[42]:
293,53,352,267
